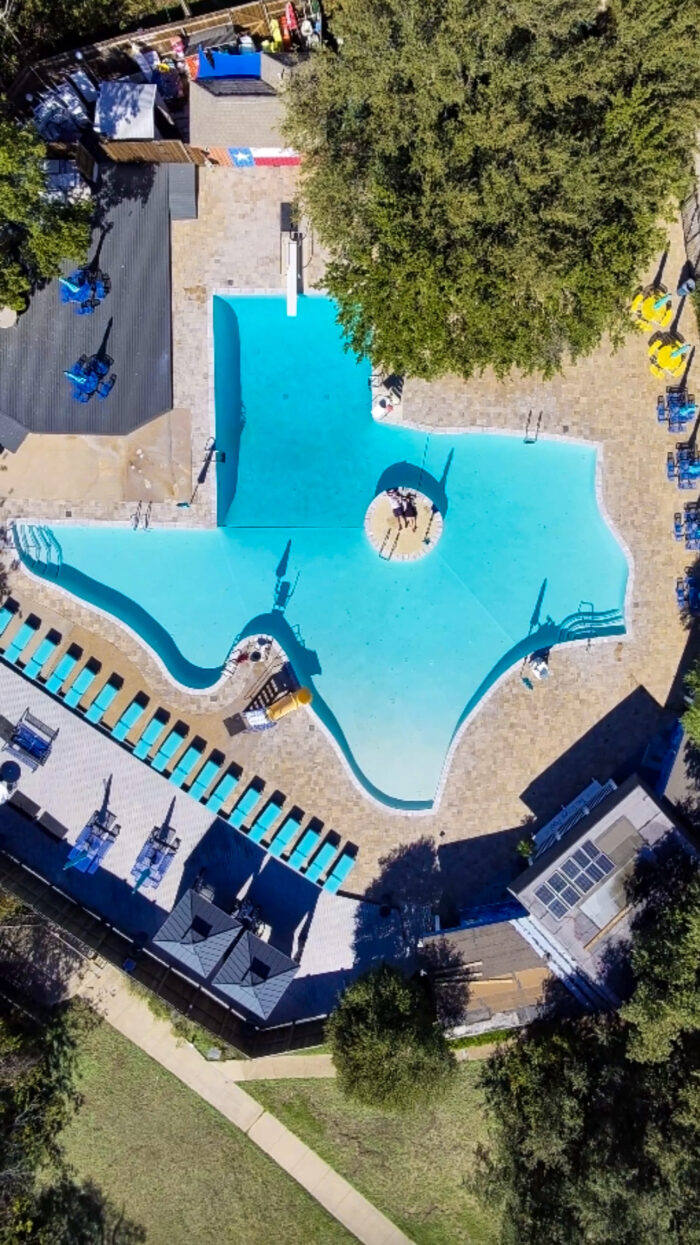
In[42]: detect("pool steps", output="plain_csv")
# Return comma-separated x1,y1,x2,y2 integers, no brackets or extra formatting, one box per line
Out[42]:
0,596,357,892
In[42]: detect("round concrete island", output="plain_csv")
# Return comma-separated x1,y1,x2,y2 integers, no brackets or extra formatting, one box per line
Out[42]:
364,487,444,561
0,307,17,329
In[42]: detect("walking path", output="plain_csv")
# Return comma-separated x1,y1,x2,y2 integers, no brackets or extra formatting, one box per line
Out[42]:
225,1043,495,1081
78,961,414,1245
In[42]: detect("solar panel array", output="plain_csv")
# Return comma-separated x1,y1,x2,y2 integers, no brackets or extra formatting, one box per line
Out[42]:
535,840,614,920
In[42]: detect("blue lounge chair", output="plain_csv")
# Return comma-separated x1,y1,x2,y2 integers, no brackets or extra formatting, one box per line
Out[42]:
130,826,180,893
23,631,60,680
4,618,40,665
169,742,204,787
46,646,80,694
112,696,148,743
667,452,677,482
151,725,188,773
289,826,321,870
188,756,222,801
229,784,264,829
247,797,284,844
674,512,684,541
268,811,303,858
204,769,239,814
64,661,100,708
677,578,687,609
324,849,357,894
305,836,340,883
0,600,17,638
133,712,169,759
85,678,121,724
657,395,667,423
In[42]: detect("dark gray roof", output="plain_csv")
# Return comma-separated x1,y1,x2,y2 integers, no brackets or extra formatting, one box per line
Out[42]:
0,412,28,453
196,78,276,97
168,163,198,221
153,889,241,978
213,930,298,1020
0,163,172,439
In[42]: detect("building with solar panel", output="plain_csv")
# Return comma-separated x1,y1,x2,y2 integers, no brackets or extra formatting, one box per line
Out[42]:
508,776,695,1007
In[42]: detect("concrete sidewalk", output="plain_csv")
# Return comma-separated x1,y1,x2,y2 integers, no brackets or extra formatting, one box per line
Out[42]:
79,963,414,1245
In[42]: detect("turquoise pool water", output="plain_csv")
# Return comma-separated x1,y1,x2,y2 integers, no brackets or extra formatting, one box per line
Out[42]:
19,296,628,808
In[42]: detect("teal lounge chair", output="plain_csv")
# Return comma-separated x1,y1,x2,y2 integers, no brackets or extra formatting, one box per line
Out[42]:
85,678,121,724
133,712,169,759
169,742,204,787
289,826,321,871
24,631,60,680
188,756,222,801
324,849,357,894
268,811,303,858
151,725,187,773
305,836,340,883
0,601,17,637
64,661,100,708
229,784,263,829
112,696,148,743
248,797,284,844
46,647,80,694
4,619,39,665
204,770,239,814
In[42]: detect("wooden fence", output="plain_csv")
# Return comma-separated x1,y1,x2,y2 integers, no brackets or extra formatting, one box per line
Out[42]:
100,139,208,164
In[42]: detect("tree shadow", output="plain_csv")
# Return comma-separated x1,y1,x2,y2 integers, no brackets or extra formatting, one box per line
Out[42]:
32,1176,146,1244
418,935,471,1028
351,837,442,969
93,162,158,225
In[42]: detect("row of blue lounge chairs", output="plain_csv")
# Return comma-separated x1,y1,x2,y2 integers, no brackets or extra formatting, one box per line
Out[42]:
0,600,356,895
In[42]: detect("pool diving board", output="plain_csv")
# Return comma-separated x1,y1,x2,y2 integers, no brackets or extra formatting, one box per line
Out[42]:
111,695,148,742
23,630,60,680
247,796,284,843
268,810,303,857
46,645,81,694
305,836,340,883
85,677,122,724
229,783,264,829
204,769,239,814
64,659,100,707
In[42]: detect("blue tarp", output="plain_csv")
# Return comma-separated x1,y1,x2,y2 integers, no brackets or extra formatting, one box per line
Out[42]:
196,50,261,79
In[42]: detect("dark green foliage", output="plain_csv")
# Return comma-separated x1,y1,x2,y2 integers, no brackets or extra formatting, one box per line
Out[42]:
286,0,700,379
0,0,169,84
326,963,456,1111
0,119,91,313
480,848,700,1244
682,661,700,747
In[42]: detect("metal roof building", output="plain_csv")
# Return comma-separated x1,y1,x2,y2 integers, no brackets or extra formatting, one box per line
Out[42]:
0,163,173,450
153,889,242,978
213,929,298,1020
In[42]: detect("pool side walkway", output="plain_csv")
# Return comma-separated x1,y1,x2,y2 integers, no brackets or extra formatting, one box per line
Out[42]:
79,960,413,1245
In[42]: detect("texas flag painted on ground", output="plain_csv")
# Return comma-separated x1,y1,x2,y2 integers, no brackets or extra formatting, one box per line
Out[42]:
209,147,301,168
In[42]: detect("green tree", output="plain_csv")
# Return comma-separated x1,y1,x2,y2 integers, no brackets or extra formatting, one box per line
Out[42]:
326,963,456,1111
682,660,700,747
285,0,700,379
0,118,90,313
480,847,700,1244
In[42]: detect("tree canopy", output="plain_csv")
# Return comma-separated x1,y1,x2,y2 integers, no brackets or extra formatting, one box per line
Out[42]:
480,847,700,1245
286,0,700,379
327,963,456,1110
0,118,90,312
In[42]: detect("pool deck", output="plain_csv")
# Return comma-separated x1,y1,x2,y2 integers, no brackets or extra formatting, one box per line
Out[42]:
5,165,696,912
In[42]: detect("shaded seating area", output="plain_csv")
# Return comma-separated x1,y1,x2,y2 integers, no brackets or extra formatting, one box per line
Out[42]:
656,388,696,433
3,708,58,771
130,820,180,893
213,929,298,1022
153,889,242,978
59,268,110,315
64,353,116,404
64,806,120,874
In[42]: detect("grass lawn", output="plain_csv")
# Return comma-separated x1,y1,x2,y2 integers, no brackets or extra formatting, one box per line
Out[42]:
61,1022,352,1245
247,1068,499,1245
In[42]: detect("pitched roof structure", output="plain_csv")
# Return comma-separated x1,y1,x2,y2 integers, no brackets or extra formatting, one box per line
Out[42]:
213,929,298,1020
0,163,172,443
153,889,241,978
